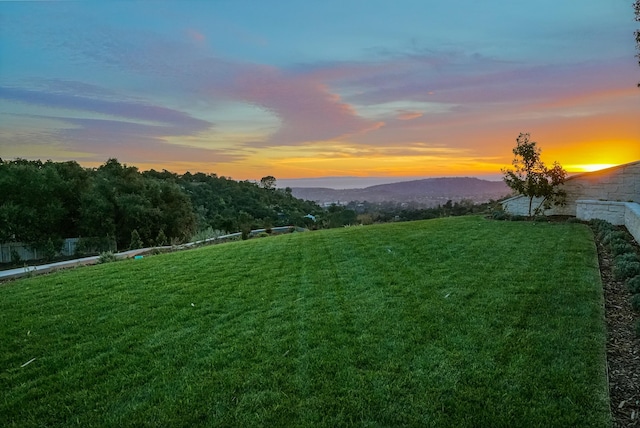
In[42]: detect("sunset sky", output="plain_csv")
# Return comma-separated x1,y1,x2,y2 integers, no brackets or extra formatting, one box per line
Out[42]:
1,1,639,185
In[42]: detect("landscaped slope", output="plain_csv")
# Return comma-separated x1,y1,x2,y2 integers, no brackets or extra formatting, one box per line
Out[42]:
0,216,610,427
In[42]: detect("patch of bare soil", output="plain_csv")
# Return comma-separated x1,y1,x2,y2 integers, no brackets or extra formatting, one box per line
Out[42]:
597,239,640,427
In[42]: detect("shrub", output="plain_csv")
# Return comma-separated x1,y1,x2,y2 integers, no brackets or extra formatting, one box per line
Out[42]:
98,251,117,264
129,229,143,250
631,294,640,312
492,211,508,221
534,215,549,222
241,227,251,240
592,220,616,241
628,276,640,294
190,227,225,243
610,241,635,257
75,236,117,256
566,217,582,224
636,320,640,338
10,249,21,265
589,218,609,229
590,218,612,231
615,253,639,265
43,238,58,261
155,229,168,246
613,259,640,281
602,230,628,246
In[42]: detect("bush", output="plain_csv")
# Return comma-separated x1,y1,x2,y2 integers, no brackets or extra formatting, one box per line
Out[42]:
492,211,508,221
43,238,58,261
155,229,168,246
613,259,640,281
590,218,614,230
566,217,582,224
10,249,21,265
615,253,639,265
129,229,143,250
628,276,640,294
602,230,629,246
631,294,640,312
75,236,117,256
610,241,635,257
636,320,640,338
190,227,225,243
534,215,549,222
98,251,117,264
591,220,616,241
589,218,609,229
241,227,251,240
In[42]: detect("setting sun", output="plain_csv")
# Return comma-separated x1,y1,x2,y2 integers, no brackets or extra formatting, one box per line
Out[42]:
1,1,638,181
566,164,619,173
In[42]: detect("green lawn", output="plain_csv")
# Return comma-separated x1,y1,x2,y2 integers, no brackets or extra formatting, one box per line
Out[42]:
0,216,610,427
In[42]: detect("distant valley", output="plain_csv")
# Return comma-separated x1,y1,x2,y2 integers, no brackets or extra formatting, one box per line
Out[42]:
290,177,511,206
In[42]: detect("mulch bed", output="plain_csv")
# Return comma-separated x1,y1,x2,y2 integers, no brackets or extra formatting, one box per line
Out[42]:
597,238,640,427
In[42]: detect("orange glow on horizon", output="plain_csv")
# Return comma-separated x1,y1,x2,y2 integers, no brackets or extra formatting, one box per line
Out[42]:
564,163,619,173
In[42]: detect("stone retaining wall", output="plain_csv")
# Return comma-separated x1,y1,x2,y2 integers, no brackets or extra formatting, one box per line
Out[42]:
576,200,628,225
502,161,640,217
577,200,640,244
625,203,640,244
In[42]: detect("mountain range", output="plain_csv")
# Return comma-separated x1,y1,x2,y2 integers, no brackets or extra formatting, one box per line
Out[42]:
290,177,511,206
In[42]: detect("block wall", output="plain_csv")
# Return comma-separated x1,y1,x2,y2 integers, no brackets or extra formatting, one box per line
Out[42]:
575,201,640,244
502,162,640,217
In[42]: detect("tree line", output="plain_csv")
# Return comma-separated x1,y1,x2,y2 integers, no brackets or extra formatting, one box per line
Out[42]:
0,158,323,253
0,158,502,260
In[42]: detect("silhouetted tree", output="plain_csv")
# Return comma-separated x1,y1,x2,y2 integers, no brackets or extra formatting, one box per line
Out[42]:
260,175,277,190
502,133,567,218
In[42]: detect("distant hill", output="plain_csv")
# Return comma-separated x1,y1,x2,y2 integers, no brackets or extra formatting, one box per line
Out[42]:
291,177,511,206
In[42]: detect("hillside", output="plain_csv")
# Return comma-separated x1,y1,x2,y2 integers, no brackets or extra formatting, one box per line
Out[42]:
0,217,609,427
291,177,510,205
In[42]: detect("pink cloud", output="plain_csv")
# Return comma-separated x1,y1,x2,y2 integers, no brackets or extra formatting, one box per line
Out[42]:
397,111,423,121
229,66,383,146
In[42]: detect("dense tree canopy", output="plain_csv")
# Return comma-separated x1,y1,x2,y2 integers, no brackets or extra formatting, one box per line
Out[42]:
0,158,323,253
1,158,494,259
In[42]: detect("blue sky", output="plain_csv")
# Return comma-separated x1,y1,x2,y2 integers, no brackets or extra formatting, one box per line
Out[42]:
1,1,638,182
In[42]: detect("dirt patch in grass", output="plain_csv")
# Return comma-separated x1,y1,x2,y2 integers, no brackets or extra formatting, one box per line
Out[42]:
597,238,640,427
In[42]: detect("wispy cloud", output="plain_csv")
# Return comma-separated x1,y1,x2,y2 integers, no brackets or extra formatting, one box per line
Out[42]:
1,1,637,176
229,67,384,146
0,86,212,134
397,111,423,121
12,19,384,148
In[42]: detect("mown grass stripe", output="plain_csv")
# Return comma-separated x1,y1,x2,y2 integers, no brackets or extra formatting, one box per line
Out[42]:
0,216,609,427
